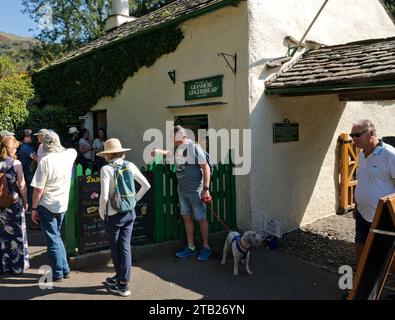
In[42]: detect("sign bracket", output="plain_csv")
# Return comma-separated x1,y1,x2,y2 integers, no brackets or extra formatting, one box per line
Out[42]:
218,52,237,74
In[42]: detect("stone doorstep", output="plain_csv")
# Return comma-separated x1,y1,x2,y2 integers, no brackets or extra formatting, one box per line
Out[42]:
68,231,228,270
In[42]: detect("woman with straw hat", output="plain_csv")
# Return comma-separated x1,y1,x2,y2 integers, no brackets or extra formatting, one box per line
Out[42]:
98,138,150,297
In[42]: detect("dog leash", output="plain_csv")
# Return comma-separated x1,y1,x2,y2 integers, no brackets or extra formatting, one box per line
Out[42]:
202,195,232,233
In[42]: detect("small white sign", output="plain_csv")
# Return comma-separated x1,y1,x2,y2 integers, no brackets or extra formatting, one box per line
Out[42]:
263,217,282,238
79,115,89,120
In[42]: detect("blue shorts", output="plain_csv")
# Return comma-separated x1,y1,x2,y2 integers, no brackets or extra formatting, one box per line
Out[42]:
178,192,207,221
355,210,371,244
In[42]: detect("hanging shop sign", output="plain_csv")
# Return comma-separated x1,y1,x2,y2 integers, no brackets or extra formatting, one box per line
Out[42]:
273,119,299,143
185,75,223,100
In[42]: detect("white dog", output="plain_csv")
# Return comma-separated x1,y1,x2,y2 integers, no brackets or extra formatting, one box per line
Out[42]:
221,231,263,276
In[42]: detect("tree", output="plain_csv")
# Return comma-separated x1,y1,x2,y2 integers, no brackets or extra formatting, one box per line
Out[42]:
22,0,111,67
0,56,34,132
22,104,79,141
21,0,177,68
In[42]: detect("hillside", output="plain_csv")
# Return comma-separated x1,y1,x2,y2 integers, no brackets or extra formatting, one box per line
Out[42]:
0,31,37,70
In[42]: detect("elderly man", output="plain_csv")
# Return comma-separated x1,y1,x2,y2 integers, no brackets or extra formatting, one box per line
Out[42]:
351,119,395,264
33,128,49,163
31,131,77,281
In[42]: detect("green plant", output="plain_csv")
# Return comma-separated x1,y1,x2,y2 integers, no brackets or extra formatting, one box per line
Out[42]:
32,26,183,115
0,56,34,132
20,104,79,141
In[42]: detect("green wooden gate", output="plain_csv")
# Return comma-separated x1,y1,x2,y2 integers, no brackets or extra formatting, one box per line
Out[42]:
149,159,237,242
64,156,237,256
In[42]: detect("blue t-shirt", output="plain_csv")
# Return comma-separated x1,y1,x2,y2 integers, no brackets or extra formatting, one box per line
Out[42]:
175,141,207,194
18,142,35,181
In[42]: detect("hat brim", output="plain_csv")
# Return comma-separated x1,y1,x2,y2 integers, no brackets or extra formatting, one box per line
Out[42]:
97,148,131,156
69,131,79,134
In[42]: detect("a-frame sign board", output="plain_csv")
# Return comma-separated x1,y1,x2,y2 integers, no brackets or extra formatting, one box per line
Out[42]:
349,193,395,300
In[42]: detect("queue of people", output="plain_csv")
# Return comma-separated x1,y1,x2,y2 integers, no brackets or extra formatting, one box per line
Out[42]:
0,127,151,297
0,120,394,299
65,127,107,173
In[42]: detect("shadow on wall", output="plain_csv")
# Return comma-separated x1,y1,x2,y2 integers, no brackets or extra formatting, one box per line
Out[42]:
250,92,346,232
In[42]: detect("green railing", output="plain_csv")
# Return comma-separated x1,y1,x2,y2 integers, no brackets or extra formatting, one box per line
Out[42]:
64,164,92,256
64,156,237,256
148,157,237,242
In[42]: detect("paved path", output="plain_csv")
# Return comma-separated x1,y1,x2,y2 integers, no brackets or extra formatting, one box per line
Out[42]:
0,231,342,300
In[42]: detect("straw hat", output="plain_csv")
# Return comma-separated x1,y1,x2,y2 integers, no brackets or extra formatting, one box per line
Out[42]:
97,138,131,156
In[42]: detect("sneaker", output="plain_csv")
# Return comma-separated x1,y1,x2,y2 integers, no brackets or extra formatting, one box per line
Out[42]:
105,275,118,286
53,277,63,282
107,284,130,297
197,247,211,262
63,272,70,279
176,246,198,259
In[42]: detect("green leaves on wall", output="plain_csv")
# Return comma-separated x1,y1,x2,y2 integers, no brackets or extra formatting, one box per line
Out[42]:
32,26,184,115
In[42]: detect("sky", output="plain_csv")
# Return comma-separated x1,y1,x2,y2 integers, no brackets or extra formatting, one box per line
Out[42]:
0,0,38,37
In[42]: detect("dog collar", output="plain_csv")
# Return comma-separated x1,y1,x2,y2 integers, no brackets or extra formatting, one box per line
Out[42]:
232,235,250,259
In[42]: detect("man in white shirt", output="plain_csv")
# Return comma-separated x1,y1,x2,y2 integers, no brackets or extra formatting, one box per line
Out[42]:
31,131,77,281
351,119,395,264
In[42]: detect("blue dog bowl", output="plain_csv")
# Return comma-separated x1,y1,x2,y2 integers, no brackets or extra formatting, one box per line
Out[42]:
265,236,279,250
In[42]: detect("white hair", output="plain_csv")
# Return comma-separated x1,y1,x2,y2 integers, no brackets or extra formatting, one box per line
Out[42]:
352,119,377,136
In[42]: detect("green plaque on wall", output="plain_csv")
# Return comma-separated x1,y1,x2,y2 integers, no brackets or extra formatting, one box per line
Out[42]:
185,75,223,100
273,120,299,143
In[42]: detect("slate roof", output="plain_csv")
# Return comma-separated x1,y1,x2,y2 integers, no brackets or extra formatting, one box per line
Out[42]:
40,0,237,71
265,37,395,92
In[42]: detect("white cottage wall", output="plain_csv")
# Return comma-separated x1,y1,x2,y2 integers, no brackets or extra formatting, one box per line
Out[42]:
91,2,251,229
248,0,395,232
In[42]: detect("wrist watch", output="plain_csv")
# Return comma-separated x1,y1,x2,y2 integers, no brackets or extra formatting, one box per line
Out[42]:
203,186,209,191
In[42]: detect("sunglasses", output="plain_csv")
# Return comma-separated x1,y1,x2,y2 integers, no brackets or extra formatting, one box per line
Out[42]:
350,129,369,138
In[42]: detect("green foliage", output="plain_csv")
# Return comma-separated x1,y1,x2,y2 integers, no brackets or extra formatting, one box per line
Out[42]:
130,0,176,17
21,104,78,141
21,0,112,67
32,26,183,115
20,0,177,68
0,56,34,132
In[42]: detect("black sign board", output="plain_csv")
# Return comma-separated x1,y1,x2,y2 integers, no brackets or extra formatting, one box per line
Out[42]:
273,119,299,143
349,194,395,300
77,173,154,254
132,173,154,245
78,175,108,253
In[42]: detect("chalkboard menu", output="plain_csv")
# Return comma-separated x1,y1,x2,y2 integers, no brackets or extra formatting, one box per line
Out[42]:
77,172,154,254
132,172,154,245
78,175,108,253
349,193,395,300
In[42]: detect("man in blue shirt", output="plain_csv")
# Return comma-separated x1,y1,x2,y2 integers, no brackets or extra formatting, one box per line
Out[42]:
17,129,36,209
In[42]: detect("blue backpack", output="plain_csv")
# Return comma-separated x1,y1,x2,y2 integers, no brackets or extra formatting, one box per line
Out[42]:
108,161,136,214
